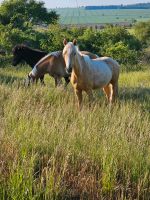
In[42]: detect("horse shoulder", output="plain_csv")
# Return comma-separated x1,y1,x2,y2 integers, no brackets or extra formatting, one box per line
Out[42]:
35,55,51,74
49,55,66,77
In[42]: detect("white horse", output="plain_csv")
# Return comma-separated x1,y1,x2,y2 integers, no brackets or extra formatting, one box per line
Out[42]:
63,39,120,110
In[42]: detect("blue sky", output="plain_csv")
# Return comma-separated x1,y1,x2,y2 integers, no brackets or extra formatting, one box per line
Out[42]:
0,0,149,8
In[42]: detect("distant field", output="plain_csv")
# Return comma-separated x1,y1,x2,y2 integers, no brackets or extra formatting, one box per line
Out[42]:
54,8,150,25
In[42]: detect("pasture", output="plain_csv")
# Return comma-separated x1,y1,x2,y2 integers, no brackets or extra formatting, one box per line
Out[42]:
0,63,150,199
54,8,150,25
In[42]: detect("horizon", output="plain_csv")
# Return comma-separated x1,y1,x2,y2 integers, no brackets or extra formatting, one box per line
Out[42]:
0,0,150,8
40,0,150,9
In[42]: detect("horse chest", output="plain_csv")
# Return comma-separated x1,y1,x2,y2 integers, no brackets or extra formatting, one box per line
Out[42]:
71,72,91,90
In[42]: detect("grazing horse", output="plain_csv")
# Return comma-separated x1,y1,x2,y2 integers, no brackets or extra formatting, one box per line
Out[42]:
26,50,98,87
12,44,48,84
63,39,120,110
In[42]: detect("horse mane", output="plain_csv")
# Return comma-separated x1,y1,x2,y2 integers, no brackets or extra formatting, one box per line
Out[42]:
12,44,47,54
33,51,62,69
74,44,92,68
12,44,25,53
49,51,62,58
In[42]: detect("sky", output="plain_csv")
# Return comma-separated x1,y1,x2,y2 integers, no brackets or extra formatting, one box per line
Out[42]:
0,0,150,8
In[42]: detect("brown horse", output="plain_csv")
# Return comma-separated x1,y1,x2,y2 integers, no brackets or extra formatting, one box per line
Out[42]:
63,39,120,110
26,50,98,87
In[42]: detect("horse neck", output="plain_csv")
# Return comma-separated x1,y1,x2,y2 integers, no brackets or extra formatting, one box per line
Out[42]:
73,51,84,76
23,48,46,68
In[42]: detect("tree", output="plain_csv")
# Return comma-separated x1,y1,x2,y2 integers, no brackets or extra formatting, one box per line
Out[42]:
0,23,45,52
100,26,141,51
78,28,102,54
39,25,72,52
0,0,59,28
105,41,139,66
134,21,150,45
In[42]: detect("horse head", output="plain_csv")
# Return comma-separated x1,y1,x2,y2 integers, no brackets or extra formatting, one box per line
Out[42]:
63,39,77,74
24,71,37,87
12,44,26,66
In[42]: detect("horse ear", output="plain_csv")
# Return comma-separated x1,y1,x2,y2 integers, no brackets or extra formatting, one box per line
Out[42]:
73,39,77,46
63,39,67,46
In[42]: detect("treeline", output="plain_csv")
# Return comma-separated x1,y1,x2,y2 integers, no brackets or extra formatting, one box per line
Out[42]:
85,3,150,10
0,23,144,70
0,0,59,27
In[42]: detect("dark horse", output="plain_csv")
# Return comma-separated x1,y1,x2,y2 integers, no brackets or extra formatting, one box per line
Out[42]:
12,44,48,84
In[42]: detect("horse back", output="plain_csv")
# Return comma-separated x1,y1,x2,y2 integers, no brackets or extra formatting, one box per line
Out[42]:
81,51,98,59
96,57,120,83
34,52,66,77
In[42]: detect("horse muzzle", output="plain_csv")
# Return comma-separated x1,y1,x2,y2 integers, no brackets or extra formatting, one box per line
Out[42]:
24,74,34,87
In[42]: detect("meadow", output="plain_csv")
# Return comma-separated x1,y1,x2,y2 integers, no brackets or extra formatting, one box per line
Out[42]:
0,63,150,199
54,8,150,25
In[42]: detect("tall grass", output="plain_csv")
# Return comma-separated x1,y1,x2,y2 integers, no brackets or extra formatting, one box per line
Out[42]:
0,65,150,199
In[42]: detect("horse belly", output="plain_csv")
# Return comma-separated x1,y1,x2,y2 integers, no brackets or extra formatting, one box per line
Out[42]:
92,62,112,88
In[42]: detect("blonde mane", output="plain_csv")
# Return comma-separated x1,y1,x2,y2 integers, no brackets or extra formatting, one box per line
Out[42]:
74,45,92,69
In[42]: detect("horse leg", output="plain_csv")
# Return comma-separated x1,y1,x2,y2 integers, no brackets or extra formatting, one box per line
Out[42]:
54,77,58,87
54,77,62,87
57,77,63,86
103,84,113,104
75,89,83,111
40,75,45,85
64,76,70,87
112,81,118,103
86,89,94,107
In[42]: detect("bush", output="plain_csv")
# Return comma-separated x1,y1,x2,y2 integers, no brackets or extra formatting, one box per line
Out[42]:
134,21,150,45
0,24,46,53
0,54,12,67
105,42,140,65
39,25,72,52
0,22,143,71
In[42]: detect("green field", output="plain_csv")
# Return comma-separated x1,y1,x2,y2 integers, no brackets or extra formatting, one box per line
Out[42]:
0,64,150,199
54,8,150,25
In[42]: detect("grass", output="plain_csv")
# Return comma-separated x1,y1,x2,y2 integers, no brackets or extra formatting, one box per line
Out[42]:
0,64,150,199
53,8,150,25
